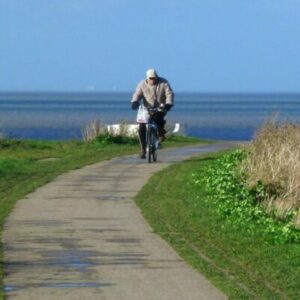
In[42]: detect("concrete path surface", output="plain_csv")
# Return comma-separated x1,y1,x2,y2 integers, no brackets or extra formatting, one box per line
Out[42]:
3,142,238,300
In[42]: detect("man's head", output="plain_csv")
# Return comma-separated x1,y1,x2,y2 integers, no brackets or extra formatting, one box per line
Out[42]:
146,68,158,85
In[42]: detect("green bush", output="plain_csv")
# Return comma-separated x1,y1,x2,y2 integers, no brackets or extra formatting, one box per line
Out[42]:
94,133,139,145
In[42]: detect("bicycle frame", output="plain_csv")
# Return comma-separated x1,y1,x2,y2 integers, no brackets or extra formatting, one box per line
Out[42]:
146,112,159,163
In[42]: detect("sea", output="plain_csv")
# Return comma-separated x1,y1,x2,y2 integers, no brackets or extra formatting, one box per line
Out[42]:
1,92,300,141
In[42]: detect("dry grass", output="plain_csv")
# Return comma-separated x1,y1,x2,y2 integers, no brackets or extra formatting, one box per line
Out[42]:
82,119,105,142
116,121,138,137
242,119,300,221
82,120,138,143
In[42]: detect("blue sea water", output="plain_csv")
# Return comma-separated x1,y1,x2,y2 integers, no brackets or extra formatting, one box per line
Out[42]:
1,92,300,141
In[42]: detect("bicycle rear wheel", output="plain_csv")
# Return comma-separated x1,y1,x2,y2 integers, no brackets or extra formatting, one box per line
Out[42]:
147,129,152,163
148,144,152,163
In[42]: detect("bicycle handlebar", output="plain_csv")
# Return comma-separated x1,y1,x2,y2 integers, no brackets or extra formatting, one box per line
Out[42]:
147,106,166,114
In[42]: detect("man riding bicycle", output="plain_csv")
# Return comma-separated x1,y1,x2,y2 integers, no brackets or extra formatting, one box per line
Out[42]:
131,69,174,158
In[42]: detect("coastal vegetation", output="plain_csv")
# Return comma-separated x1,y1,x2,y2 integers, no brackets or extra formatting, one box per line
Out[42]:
241,120,300,224
135,121,300,298
2,119,300,298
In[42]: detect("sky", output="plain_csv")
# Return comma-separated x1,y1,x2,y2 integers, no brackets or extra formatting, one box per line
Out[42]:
1,0,300,93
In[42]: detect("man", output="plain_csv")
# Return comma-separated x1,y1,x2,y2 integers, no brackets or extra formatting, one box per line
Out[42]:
131,68,174,158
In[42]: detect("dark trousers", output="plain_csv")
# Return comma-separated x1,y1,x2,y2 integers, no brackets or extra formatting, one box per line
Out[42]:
138,112,166,149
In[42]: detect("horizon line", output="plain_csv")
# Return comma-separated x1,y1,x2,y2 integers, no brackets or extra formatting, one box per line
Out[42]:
1,90,300,95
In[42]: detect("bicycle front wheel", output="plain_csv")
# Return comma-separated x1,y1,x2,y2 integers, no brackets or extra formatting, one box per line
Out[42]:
152,143,157,162
147,127,158,163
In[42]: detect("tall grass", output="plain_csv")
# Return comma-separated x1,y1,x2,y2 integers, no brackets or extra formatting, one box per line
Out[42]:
242,120,300,223
82,119,139,143
82,119,104,142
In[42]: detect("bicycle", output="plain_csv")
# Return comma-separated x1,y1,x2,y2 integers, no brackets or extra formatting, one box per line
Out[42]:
146,107,161,163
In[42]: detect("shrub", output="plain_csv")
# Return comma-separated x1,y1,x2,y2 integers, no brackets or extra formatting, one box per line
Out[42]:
94,133,138,145
241,120,300,223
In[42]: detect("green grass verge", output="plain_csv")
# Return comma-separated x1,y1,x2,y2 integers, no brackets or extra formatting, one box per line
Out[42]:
0,135,206,298
135,151,300,299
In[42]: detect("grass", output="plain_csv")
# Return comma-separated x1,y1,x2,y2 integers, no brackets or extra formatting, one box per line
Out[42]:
241,120,300,218
0,134,206,297
164,134,213,147
135,151,300,299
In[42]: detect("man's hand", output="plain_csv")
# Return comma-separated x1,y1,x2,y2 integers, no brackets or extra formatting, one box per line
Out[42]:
131,102,139,110
165,104,172,111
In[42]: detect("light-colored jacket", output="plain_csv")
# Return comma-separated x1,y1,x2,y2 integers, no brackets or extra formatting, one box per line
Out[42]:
131,77,174,108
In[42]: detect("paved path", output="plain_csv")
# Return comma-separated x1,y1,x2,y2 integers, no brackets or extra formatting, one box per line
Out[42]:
3,143,237,300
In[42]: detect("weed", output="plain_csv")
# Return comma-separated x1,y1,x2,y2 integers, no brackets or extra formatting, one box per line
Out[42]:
192,150,300,244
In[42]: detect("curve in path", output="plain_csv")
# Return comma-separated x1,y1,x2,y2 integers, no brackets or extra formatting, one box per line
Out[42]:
3,143,238,300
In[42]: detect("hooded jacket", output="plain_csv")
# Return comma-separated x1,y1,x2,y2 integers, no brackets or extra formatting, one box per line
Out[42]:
131,77,174,108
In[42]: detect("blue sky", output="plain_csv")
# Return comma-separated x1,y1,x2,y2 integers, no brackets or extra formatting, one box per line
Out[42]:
1,0,300,93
